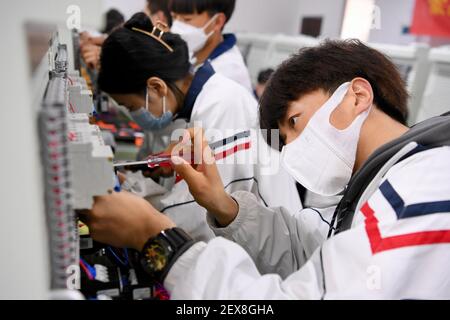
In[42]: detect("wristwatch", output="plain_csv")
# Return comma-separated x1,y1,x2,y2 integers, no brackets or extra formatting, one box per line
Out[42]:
139,227,195,281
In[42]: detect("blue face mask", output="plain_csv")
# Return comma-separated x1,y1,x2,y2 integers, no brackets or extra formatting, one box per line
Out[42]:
131,89,173,131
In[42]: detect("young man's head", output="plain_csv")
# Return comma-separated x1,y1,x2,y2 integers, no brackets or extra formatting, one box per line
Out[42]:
260,39,410,196
146,0,173,27
169,0,236,57
260,39,409,150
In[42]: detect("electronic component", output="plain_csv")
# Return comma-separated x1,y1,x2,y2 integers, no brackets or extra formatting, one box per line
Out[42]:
38,73,78,289
55,44,68,74
72,29,81,72
68,73,95,115
37,29,170,299
68,113,115,209
79,250,157,300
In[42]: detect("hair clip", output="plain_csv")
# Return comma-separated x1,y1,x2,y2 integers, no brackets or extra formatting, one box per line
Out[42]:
132,21,174,53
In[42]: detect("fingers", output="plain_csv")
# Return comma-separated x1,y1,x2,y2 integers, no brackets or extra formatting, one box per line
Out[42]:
91,36,106,46
79,33,91,46
170,127,221,180
171,155,201,185
185,127,208,151
84,54,100,69
81,45,101,69
80,33,105,47
174,128,214,165
191,128,219,177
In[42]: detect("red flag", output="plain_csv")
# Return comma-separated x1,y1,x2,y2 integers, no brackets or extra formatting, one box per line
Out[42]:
410,0,450,38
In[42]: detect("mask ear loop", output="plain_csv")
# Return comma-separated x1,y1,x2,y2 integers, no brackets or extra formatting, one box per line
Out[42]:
203,14,219,38
147,87,169,116
145,87,150,112
162,96,167,113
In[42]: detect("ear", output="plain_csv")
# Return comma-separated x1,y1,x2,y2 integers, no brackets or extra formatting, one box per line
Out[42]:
349,78,373,116
146,77,168,97
213,13,227,32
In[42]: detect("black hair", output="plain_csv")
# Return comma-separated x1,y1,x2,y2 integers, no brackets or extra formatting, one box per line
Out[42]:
260,39,409,148
169,0,236,23
257,68,274,85
98,12,190,96
102,9,125,34
147,0,173,27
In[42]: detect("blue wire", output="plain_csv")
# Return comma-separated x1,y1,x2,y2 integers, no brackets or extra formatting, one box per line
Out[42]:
114,174,121,192
123,248,129,264
80,257,93,270
107,247,128,266
80,257,96,278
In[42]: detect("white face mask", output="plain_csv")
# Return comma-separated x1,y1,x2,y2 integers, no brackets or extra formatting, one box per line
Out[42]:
171,14,218,59
280,82,371,196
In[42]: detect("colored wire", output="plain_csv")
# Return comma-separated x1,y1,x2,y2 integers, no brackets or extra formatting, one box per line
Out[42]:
69,102,76,113
154,282,170,300
107,247,128,266
81,258,96,277
123,248,129,264
79,258,94,280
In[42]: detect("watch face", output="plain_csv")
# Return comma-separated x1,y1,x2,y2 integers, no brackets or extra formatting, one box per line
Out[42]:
143,239,170,273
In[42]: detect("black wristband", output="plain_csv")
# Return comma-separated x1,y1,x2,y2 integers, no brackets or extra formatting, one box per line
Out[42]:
140,227,196,282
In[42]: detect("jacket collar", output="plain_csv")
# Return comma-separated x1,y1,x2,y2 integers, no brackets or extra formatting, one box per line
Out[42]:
176,61,216,121
208,33,237,61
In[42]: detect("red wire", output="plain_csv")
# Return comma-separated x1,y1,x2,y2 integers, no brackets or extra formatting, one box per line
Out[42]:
79,260,94,280
69,102,76,113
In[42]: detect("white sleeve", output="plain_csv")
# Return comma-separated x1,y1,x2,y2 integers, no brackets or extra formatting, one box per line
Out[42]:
164,238,325,300
205,191,308,278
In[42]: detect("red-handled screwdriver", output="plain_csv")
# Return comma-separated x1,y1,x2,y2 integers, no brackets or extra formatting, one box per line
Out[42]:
113,130,251,171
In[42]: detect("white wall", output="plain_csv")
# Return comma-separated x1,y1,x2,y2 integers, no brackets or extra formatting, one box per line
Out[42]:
226,0,300,35
297,0,346,39
102,0,146,20
102,0,308,36
227,0,345,38
369,0,417,45
99,0,449,45
100,0,344,39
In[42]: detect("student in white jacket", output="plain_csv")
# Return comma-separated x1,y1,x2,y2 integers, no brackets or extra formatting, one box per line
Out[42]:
86,40,450,299
98,13,301,242
170,0,253,92
134,0,254,195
